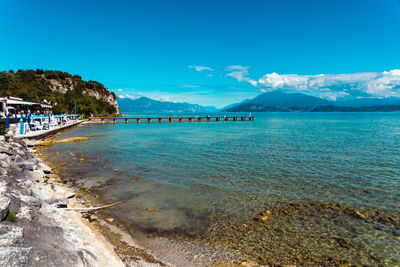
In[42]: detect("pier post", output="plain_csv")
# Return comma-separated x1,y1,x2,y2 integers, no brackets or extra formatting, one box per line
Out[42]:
148,118,151,123
179,117,182,122
113,118,116,123
125,118,128,123
136,118,140,123
158,118,162,123
189,117,193,122
225,117,229,121
198,117,202,122
169,117,172,123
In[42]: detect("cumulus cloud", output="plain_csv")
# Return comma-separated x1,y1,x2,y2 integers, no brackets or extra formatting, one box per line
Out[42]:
258,72,378,91
117,89,123,92
159,96,180,103
226,65,258,87
226,65,250,71
117,94,140,99
188,65,214,72
320,91,350,101
255,70,400,98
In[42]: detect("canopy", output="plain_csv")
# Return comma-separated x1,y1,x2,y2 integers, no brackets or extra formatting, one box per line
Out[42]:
6,99,36,105
5,98,52,109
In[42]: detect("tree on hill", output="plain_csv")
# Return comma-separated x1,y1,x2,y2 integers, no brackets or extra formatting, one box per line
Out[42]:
0,69,117,116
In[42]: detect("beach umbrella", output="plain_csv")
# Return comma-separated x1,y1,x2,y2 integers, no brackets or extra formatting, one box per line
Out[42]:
6,114,10,127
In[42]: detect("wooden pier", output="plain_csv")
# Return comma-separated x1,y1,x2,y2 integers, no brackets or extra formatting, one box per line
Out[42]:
88,116,255,124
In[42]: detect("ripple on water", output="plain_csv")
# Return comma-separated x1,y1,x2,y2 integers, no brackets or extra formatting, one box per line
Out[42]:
44,113,400,265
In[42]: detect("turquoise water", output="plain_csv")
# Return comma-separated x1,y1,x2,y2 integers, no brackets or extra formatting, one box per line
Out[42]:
46,113,400,265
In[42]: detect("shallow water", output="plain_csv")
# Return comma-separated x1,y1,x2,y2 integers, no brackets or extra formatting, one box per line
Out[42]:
45,112,400,265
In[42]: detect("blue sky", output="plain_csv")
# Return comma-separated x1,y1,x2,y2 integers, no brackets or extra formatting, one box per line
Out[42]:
1,0,400,107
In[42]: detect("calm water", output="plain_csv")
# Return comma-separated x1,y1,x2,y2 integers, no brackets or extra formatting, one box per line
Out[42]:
45,113,400,265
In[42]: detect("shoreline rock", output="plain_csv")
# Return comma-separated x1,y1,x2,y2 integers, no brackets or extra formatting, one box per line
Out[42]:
0,135,124,267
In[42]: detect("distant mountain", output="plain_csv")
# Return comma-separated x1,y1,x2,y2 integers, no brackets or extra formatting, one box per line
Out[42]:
312,105,400,112
220,98,251,111
224,91,400,112
118,97,217,113
224,91,331,111
336,97,400,107
250,91,331,108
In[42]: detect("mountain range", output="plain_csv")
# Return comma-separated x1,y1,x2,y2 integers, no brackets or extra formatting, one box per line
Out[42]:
118,96,217,113
117,91,400,113
223,91,400,112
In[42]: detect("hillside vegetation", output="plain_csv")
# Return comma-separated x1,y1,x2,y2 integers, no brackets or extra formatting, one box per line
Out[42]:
0,69,118,115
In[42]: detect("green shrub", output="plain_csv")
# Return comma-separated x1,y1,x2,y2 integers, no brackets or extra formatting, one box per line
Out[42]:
5,211,17,223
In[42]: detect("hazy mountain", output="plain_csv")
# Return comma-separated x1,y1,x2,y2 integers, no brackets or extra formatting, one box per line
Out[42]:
220,98,251,111
224,91,331,111
224,91,400,112
249,91,332,108
118,97,217,113
336,97,400,107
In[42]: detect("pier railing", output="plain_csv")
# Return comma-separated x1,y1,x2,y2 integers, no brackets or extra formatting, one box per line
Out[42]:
88,116,255,123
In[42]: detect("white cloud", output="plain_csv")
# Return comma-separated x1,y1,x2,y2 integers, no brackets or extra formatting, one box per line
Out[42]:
226,65,249,71
117,89,123,92
117,94,140,99
226,65,258,87
320,91,350,101
159,96,180,103
255,70,400,98
188,65,214,72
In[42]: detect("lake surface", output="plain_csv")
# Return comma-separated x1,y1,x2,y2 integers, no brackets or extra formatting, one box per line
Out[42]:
45,112,400,265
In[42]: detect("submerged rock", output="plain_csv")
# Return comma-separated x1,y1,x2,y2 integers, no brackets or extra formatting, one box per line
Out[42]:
56,137,89,144
240,259,259,266
353,210,367,220
255,210,271,223
256,215,268,223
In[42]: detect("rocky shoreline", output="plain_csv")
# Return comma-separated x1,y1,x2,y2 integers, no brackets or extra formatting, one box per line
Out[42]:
0,132,167,266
